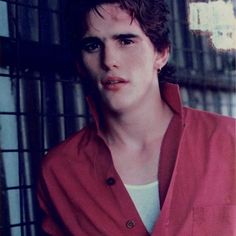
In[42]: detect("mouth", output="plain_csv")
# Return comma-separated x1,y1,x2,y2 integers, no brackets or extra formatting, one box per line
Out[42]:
101,76,129,91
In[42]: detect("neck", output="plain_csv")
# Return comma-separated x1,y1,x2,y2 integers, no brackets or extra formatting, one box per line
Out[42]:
101,92,173,148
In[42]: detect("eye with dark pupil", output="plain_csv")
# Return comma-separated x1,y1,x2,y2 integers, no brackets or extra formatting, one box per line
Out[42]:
80,37,102,53
85,43,99,52
121,39,133,45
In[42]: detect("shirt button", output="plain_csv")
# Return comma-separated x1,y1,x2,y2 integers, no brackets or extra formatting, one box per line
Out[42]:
126,220,135,229
106,177,116,186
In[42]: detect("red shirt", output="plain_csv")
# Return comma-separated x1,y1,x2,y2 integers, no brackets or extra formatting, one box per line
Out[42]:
37,83,236,235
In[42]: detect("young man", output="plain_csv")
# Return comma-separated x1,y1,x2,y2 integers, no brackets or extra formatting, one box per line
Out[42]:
37,0,236,235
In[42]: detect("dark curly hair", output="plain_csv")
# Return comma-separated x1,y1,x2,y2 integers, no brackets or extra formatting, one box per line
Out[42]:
65,0,170,52
65,0,174,83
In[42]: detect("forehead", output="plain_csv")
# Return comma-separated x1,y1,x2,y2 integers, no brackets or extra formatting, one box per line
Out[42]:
85,3,141,36
95,3,130,20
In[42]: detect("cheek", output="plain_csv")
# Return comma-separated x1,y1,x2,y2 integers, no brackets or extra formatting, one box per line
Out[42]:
129,46,156,69
130,56,156,75
125,53,145,71
81,54,100,74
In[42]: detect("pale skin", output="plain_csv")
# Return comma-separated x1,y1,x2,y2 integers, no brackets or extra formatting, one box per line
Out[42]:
78,4,173,185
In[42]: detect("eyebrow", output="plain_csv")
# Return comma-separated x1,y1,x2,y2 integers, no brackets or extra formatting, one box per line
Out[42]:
113,33,140,40
80,36,101,44
81,33,140,43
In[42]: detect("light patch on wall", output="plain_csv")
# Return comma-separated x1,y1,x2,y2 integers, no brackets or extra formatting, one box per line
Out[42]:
189,0,236,50
0,0,9,37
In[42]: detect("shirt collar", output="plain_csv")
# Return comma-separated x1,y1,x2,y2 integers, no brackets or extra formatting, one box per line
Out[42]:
159,82,183,116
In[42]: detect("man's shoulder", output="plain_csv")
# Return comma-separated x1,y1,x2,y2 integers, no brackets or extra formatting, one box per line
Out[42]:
184,106,235,129
182,107,235,165
40,124,97,168
183,107,235,145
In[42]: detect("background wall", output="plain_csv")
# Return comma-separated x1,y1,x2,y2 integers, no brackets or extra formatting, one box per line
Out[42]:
0,0,235,235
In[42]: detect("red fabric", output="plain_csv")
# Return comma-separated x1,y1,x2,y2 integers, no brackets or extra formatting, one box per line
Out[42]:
37,83,236,236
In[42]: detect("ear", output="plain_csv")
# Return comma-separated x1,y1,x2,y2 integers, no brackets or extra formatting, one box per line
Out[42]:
154,47,170,70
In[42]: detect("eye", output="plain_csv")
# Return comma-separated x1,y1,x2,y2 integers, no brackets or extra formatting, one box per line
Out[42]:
82,42,101,53
120,38,134,46
80,37,102,53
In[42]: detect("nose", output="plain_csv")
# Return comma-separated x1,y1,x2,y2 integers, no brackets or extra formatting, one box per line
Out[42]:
101,43,119,70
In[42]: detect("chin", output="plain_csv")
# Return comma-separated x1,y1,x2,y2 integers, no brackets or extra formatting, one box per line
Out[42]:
103,100,129,114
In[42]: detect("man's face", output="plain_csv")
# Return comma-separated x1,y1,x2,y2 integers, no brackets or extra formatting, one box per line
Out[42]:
78,3,169,113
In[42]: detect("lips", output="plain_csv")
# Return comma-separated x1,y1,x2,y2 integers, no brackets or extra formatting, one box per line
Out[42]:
101,76,129,91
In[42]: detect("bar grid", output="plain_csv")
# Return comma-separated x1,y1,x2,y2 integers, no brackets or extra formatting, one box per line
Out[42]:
0,0,235,235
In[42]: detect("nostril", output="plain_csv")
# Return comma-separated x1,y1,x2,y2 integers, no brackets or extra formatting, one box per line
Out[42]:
101,60,118,71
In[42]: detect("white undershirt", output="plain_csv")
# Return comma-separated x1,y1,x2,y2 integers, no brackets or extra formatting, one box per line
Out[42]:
124,181,160,233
